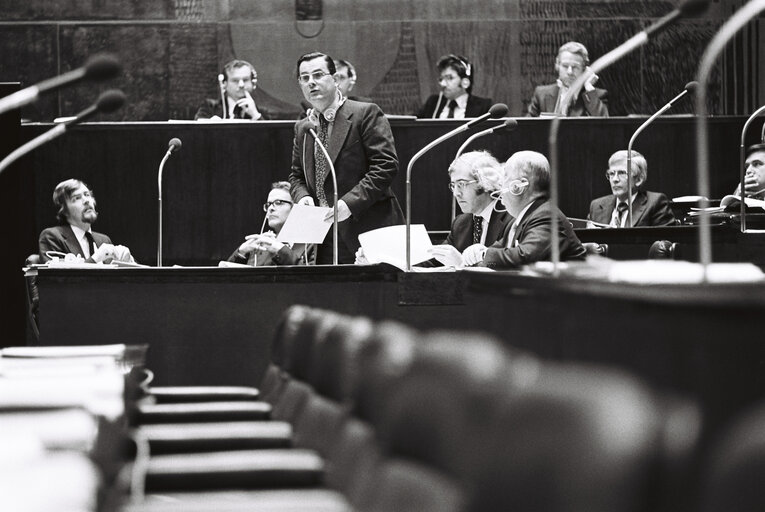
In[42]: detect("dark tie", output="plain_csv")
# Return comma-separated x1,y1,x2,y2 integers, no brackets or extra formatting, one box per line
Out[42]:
85,231,96,257
473,215,483,244
315,115,330,207
616,201,629,227
447,100,457,119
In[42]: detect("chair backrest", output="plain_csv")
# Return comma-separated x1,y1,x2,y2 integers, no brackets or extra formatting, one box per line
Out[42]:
648,240,678,259
701,402,765,512
465,362,672,512
24,253,41,343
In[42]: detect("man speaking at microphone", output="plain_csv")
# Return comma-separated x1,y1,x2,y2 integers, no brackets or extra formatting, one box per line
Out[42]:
289,51,404,264
38,179,135,263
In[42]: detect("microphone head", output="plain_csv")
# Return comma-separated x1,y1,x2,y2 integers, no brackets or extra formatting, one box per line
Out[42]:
95,89,126,113
679,0,710,16
488,103,509,118
83,54,122,81
684,81,698,93
503,119,518,131
168,138,182,152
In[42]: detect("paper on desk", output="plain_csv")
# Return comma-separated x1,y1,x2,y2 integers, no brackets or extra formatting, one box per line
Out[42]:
276,204,333,243
358,224,433,270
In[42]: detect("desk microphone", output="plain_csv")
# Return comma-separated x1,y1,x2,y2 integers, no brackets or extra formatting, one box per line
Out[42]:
695,0,765,275
157,138,182,266
625,81,697,226
406,103,508,269
0,54,121,116
308,128,339,266
0,89,125,176
548,0,710,273
451,118,518,221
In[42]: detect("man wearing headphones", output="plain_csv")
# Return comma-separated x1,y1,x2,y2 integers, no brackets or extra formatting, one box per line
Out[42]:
426,151,513,267
417,54,493,119
195,59,268,120
527,41,609,117
462,151,586,268
289,51,404,264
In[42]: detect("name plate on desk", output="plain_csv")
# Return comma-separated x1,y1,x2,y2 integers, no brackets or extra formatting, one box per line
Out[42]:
397,272,464,306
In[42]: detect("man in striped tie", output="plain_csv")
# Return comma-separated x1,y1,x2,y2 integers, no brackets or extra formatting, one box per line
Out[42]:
426,151,513,267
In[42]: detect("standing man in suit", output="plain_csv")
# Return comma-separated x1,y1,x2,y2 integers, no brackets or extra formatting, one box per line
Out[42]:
417,54,493,119
427,151,513,267
461,151,586,268
588,150,676,227
527,42,609,117
39,179,134,263
195,59,269,120
289,52,404,264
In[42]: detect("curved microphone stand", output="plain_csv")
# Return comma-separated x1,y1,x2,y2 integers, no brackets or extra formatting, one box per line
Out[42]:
309,128,339,265
695,0,765,278
738,105,765,232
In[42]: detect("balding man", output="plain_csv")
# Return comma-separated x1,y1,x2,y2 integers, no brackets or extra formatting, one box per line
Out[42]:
463,151,586,268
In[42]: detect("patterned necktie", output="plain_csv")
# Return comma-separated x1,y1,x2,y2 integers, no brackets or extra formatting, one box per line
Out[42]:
447,100,457,119
473,215,483,244
315,115,330,207
616,201,629,227
85,231,96,257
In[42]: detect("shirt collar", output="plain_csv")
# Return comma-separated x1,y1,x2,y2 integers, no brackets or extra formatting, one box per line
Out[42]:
476,199,496,223
454,92,469,110
69,223,91,242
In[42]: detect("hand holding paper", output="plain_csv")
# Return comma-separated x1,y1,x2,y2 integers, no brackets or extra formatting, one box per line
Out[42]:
323,199,351,222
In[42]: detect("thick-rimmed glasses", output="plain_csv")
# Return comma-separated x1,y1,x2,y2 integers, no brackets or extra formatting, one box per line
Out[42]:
298,71,331,84
605,169,629,180
263,199,293,211
448,180,477,192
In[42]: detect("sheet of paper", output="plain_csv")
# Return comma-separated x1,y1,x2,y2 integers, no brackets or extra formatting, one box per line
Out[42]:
276,204,333,244
358,224,433,270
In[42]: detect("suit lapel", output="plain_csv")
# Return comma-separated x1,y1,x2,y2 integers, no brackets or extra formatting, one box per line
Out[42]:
597,199,615,225
301,126,316,192
486,209,509,245
629,191,648,226
328,106,352,164
62,225,84,257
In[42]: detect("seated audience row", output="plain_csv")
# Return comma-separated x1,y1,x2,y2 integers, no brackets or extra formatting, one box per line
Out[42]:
195,41,609,122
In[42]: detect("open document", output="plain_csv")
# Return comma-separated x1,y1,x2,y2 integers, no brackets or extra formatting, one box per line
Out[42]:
276,204,333,244
688,194,765,214
358,224,433,270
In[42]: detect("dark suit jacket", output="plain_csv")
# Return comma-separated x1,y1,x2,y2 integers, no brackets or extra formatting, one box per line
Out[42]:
417,94,493,119
588,190,676,227
194,97,275,120
289,100,404,262
38,224,112,263
526,83,609,117
481,198,586,269
227,243,315,266
421,208,513,267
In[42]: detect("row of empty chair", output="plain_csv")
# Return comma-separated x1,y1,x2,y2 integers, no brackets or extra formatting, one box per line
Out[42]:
2,307,763,511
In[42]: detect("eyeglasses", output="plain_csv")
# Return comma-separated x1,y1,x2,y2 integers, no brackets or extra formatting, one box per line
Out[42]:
448,180,477,192
605,170,629,179
438,74,460,83
263,199,293,211
298,70,331,84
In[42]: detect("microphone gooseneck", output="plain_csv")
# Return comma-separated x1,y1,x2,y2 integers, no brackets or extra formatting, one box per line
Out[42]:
695,0,765,277
0,89,126,176
451,118,519,222
625,81,696,226
548,1,708,274
405,103,508,270
158,137,182,267
0,53,121,116
738,105,765,233
308,128,339,266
